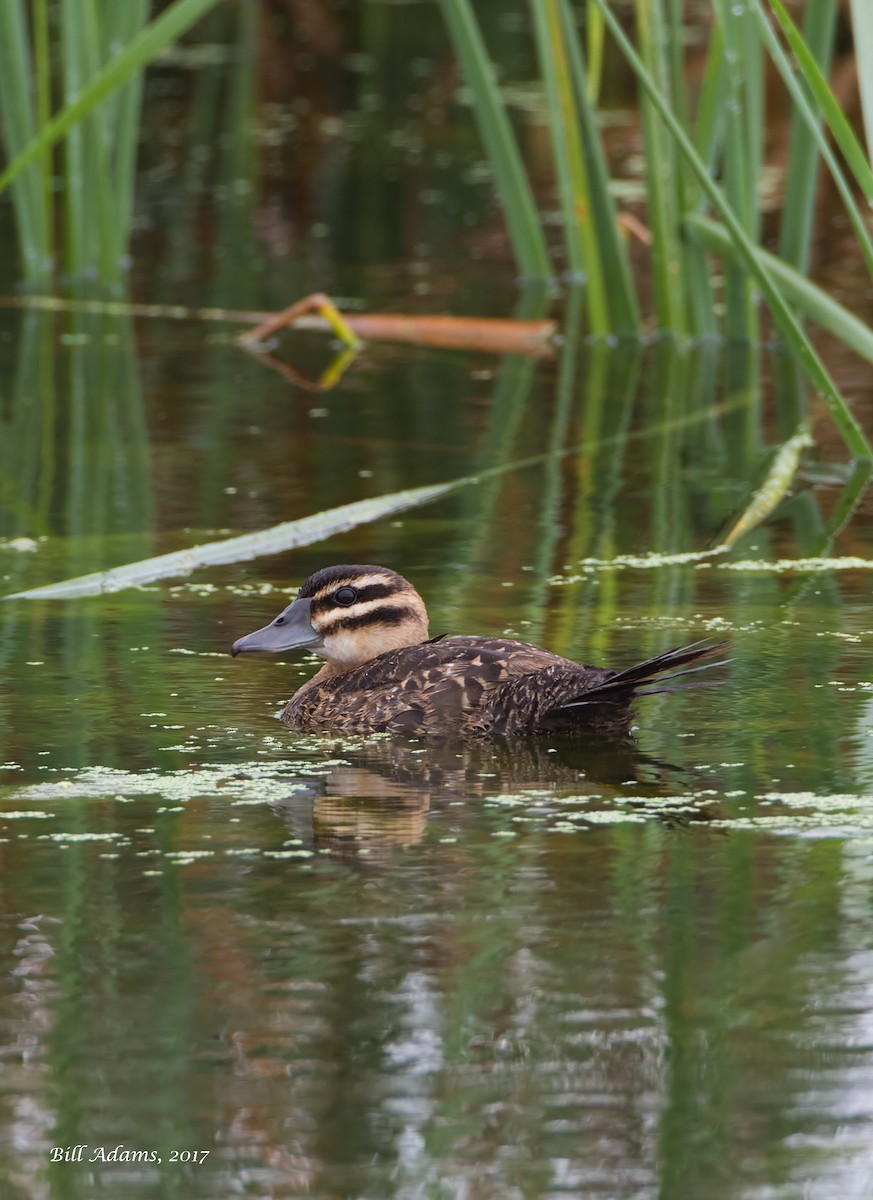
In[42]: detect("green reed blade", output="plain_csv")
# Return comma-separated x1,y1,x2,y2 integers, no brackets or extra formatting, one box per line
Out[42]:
776,0,836,271
586,2,604,101
687,213,873,366
850,0,873,164
558,0,640,333
531,0,608,327
61,0,101,276
739,0,763,237
62,0,119,281
683,15,727,337
0,0,51,281
714,0,757,341
438,0,552,282
0,0,223,196
665,0,716,335
692,18,725,169
32,0,53,264
592,0,872,462
768,0,873,205
633,0,686,334
103,0,151,269
756,0,873,283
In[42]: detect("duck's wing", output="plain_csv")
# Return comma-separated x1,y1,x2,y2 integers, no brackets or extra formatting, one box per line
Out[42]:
286,636,573,734
469,640,729,735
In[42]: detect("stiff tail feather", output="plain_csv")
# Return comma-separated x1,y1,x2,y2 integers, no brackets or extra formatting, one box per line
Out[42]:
558,639,730,710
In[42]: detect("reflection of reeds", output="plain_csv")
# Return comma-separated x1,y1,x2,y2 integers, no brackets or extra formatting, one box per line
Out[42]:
0,305,157,765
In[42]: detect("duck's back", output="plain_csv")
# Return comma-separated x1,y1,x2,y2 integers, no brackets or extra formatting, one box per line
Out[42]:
283,635,616,736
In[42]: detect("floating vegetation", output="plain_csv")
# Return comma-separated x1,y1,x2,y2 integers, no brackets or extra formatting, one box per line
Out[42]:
549,554,873,581
5,760,873,845
9,760,348,806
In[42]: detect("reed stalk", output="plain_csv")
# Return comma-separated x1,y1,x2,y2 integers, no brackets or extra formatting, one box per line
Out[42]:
437,0,553,281
768,0,873,205
592,0,872,462
850,0,873,162
531,0,609,327
755,0,873,282
559,0,640,334
0,0,51,283
686,214,873,366
714,0,758,342
776,0,837,272
633,0,687,334
0,0,223,196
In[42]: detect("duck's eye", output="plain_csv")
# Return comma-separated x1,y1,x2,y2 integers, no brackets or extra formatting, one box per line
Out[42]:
274,616,285,625
333,586,358,606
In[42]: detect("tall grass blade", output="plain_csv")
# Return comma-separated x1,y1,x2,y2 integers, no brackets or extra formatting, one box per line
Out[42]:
103,0,151,268
437,0,553,281
558,0,640,334
686,214,873,366
592,0,872,461
530,0,608,326
776,0,837,271
0,0,223,197
60,0,118,281
755,0,873,282
692,18,725,169
683,16,726,336
768,0,873,205
32,0,53,265
714,0,758,341
0,0,51,282
633,0,686,333
850,0,873,164
661,0,709,338
586,2,605,101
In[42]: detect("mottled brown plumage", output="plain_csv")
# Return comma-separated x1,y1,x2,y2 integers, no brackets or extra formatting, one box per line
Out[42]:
231,564,726,737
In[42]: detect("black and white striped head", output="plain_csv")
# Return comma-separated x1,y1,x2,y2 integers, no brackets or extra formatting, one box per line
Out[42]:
231,565,429,669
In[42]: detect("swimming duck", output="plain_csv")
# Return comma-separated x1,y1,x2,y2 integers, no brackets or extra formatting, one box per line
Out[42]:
231,564,725,737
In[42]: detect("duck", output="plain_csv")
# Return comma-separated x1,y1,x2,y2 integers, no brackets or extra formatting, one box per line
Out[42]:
230,564,726,737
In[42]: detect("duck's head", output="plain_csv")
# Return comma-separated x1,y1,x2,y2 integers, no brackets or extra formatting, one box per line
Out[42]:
231,564,429,671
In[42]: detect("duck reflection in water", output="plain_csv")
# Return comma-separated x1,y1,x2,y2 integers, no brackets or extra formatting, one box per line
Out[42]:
269,734,726,865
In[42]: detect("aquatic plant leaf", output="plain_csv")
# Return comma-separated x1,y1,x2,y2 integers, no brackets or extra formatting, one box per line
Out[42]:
686,215,873,364
768,0,873,205
0,0,222,195
721,427,813,548
755,0,873,282
437,0,553,281
4,479,468,600
850,0,873,165
592,0,871,462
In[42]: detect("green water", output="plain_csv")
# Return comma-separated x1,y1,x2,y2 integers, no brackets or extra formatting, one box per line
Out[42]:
3,3,873,1198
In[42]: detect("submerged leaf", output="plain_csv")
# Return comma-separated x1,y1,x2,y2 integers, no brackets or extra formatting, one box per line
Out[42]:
5,478,470,600
721,426,813,548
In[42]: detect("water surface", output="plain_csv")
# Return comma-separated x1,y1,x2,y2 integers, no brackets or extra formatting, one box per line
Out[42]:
3,4,873,1198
